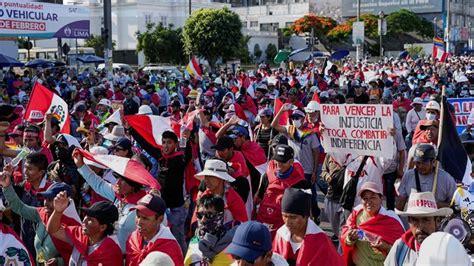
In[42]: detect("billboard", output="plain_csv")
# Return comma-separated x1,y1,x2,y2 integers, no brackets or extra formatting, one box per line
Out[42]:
0,0,90,39
342,0,443,17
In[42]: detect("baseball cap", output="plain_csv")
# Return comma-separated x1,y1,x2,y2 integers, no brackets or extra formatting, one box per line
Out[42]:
272,144,294,163
290,109,305,120
72,102,87,113
37,182,72,200
257,108,273,117
413,144,437,162
226,221,272,262
79,201,119,225
357,181,383,197
419,119,439,130
133,193,167,216
211,136,235,151
228,125,249,139
112,137,132,150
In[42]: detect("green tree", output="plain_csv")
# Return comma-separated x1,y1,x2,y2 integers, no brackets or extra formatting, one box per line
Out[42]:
236,35,252,64
182,8,243,71
84,34,116,57
254,43,262,60
136,23,186,64
265,43,278,61
386,9,433,38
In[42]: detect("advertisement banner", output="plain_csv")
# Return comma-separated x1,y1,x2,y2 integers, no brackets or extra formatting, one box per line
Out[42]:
0,0,90,38
320,104,394,158
448,97,474,134
342,0,443,17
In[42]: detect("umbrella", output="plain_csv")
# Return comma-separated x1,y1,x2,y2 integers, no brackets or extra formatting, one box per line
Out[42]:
25,59,53,68
330,50,349,60
274,50,291,64
289,47,309,57
77,55,105,64
0,54,24,68
306,51,329,61
53,61,66,67
399,50,409,59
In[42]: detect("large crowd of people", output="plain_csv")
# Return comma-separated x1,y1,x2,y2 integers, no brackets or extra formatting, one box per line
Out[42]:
0,54,474,265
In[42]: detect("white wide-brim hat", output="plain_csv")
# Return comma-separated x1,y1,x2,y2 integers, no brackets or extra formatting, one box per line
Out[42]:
395,190,453,217
195,159,235,182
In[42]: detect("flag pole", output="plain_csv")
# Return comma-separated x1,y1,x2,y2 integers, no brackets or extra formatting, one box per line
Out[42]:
433,86,446,195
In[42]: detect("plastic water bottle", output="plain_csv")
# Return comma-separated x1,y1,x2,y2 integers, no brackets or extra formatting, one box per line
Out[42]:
179,125,187,148
11,148,31,167
357,229,381,244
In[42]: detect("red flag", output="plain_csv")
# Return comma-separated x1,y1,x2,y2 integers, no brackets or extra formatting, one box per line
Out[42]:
24,82,71,133
76,149,161,190
274,98,289,126
312,91,321,103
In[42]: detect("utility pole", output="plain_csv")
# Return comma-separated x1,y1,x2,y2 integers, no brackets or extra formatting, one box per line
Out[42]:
189,0,191,16
446,0,451,53
356,0,361,62
104,0,113,79
378,11,385,59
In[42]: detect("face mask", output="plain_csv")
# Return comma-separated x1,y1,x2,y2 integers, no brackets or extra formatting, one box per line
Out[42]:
310,116,319,123
426,113,437,121
197,212,224,238
293,119,302,128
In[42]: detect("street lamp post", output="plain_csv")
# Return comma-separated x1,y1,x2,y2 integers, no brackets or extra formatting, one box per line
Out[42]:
433,17,437,37
378,11,385,59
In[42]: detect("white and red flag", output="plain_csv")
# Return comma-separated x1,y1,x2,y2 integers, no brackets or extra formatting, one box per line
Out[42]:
433,46,448,62
76,149,161,190
124,115,180,148
24,82,71,133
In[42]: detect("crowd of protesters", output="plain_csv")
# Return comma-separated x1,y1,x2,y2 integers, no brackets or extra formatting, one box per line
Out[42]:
0,54,474,265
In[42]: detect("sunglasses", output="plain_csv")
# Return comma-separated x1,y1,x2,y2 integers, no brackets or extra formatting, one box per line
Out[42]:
196,211,220,220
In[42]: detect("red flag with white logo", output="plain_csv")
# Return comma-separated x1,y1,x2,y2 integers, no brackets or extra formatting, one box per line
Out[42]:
24,82,71,133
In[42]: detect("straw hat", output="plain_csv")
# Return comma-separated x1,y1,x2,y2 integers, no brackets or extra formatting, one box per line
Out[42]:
395,190,453,217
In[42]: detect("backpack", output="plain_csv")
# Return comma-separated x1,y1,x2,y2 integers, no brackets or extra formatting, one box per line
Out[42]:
256,161,304,232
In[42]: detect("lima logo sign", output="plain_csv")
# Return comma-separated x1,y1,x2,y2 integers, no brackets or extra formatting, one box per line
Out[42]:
64,27,72,37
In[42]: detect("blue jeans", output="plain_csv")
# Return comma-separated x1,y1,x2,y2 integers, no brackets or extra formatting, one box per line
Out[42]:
167,206,188,254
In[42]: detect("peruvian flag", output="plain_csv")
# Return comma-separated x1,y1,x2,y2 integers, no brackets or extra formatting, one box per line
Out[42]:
0,224,35,265
185,56,202,80
274,97,289,126
24,82,71,133
75,149,161,190
180,109,201,130
124,115,180,148
433,46,448,62
312,91,321,103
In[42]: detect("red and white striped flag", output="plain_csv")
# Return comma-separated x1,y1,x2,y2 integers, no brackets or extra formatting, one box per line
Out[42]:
433,46,448,62
24,82,71,133
186,56,202,80
124,115,180,148
76,149,161,190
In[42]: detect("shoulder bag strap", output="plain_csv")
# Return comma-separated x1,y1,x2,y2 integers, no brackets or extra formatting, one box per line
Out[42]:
414,169,422,192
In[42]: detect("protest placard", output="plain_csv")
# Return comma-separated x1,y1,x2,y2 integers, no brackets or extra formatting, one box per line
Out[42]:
320,104,394,158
